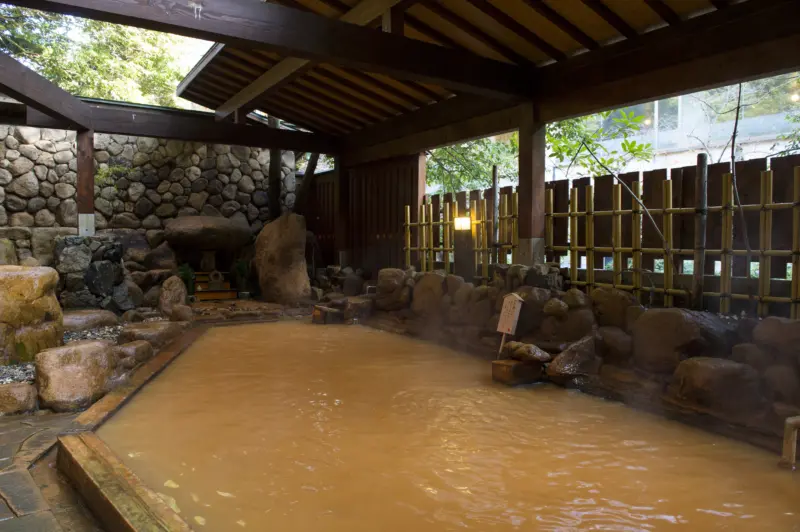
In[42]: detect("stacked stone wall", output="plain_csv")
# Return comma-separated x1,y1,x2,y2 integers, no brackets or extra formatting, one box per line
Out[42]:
0,125,297,264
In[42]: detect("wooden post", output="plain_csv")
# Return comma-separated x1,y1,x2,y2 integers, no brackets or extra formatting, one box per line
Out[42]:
333,156,350,266
268,116,282,220
663,179,674,307
758,170,773,317
569,187,578,287
692,153,708,310
612,183,622,287
632,181,643,303
720,173,734,314
586,185,595,295
492,164,500,264
76,129,95,235
793,167,800,319
518,103,546,265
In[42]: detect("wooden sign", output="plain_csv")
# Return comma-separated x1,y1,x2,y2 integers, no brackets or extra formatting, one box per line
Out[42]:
497,293,523,335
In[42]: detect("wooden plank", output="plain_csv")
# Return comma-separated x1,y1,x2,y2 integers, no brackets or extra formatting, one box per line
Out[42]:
705,162,729,276
579,0,638,40
641,169,666,273
552,179,569,257
676,165,697,275
382,5,405,35
13,0,532,99
26,105,338,153
644,0,682,26
593,175,613,271
521,0,599,50
769,154,800,279
0,51,92,129
76,130,94,217
731,158,765,278
572,177,590,252
618,172,638,273
294,153,320,215
215,0,405,120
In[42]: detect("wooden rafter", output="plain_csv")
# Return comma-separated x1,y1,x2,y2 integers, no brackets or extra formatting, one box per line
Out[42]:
580,0,638,40
644,0,682,26
0,51,93,129
463,0,565,61
10,0,532,98
522,0,599,50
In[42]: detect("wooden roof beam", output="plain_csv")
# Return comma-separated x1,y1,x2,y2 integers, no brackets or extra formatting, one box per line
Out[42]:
643,0,682,26
522,0,599,51
0,50,93,130
580,0,638,40
215,0,404,120
9,0,533,99
382,4,405,34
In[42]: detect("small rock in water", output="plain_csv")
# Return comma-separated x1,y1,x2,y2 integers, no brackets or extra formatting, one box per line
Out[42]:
63,325,123,344
0,363,34,384
194,516,206,526
164,479,180,489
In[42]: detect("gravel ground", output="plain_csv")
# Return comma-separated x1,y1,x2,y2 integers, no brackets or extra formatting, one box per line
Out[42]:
63,325,123,344
0,364,35,384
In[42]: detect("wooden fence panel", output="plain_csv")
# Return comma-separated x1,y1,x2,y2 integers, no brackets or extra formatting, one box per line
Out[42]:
619,172,639,274
551,180,569,262
770,154,800,280
732,158,766,278
306,171,337,265
572,177,591,251
594,175,614,271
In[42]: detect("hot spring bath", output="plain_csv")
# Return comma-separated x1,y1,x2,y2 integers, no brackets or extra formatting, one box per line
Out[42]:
97,322,800,531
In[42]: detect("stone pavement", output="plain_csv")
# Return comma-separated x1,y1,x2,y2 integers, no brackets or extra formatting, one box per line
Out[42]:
0,413,99,531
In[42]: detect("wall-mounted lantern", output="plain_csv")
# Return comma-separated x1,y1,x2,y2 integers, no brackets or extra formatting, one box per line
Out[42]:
454,216,471,231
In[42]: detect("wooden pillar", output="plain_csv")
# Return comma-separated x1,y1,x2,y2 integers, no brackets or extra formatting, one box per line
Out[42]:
76,129,95,235
333,156,350,266
518,103,546,265
268,116,282,220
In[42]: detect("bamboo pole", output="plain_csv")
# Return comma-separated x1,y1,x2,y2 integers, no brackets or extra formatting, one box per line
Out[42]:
511,191,519,264
570,187,579,287
545,188,554,267
471,199,478,279
419,202,427,272
501,194,509,264
427,202,435,271
481,198,489,281
693,153,708,310
758,170,773,317
720,173,734,314
586,185,595,295
632,181,643,303
404,205,411,269
443,202,451,274
492,165,499,264
663,179,674,307
612,183,622,288
793,167,800,319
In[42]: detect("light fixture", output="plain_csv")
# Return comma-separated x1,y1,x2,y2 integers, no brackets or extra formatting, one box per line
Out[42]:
792,93,800,102
454,217,471,231
644,119,652,126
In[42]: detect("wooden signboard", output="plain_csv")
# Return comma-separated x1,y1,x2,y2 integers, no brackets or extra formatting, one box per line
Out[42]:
497,293,524,335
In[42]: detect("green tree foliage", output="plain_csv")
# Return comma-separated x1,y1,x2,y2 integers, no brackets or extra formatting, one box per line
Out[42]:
0,6,185,106
426,109,653,193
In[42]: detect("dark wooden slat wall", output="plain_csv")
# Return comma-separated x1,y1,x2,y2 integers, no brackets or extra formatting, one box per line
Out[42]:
306,171,337,264
770,154,800,280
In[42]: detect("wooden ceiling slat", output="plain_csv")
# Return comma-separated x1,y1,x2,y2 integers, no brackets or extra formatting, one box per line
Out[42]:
293,76,393,120
276,88,368,129
284,83,379,124
463,0,565,61
579,0,638,39
710,0,731,8
644,0,682,25
522,0,600,50
270,93,354,133
421,0,530,64
309,67,413,113
259,100,340,134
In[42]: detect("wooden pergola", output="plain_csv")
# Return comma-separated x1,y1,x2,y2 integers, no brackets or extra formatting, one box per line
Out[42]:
2,0,800,264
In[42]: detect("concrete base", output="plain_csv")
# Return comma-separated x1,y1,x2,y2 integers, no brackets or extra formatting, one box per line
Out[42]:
517,237,545,265
78,214,95,237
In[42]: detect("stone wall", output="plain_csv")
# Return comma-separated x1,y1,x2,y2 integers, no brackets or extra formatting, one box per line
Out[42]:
0,125,297,264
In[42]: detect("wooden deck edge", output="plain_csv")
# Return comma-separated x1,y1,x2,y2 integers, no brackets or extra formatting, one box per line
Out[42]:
57,432,191,531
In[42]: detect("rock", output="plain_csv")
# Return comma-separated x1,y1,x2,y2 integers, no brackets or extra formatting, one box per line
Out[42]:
36,340,115,412
514,286,551,337
763,365,800,405
730,343,773,372
539,307,596,343
445,274,464,296
374,268,411,311
506,342,552,363
625,305,645,333
667,357,766,419
143,242,177,271
590,287,640,328
158,276,187,317
543,298,568,318
597,326,633,365
63,309,119,332
411,272,445,316
7,172,39,198
117,321,188,348
563,288,589,309
0,239,16,265
0,266,63,364
163,215,251,251
253,213,310,304
31,227,76,266
55,243,91,274
106,281,141,313
0,383,37,415
546,335,602,386
492,359,543,386
632,308,735,374
56,199,77,226
85,260,120,296
120,309,145,323
142,285,161,308
9,212,34,227
170,304,193,322
753,316,800,362
342,273,364,297
112,340,153,369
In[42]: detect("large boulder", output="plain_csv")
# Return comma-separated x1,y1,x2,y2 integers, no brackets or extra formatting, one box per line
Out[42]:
514,286,551,337
632,308,735,374
538,307,596,343
597,326,633,365
546,335,602,386
112,340,154,369
0,266,63,364
63,309,119,332
763,365,800,405
142,242,177,271
164,215,251,251
35,340,115,412
117,321,189,348
158,276,187,317
730,343,773,373
753,316,800,362
666,357,766,419
411,272,445,316
253,213,310,304
0,382,36,415
374,268,411,310
590,287,641,328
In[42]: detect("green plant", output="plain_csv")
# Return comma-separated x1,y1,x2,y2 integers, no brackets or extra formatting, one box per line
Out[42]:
232,259,251,292
177,264,195,295
94,165,129,187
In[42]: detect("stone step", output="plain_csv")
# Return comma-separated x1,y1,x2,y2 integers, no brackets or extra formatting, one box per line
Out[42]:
194,290,238,301
195,281,231,290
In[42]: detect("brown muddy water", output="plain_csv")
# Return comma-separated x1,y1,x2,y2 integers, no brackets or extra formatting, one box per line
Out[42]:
98,322,800,531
